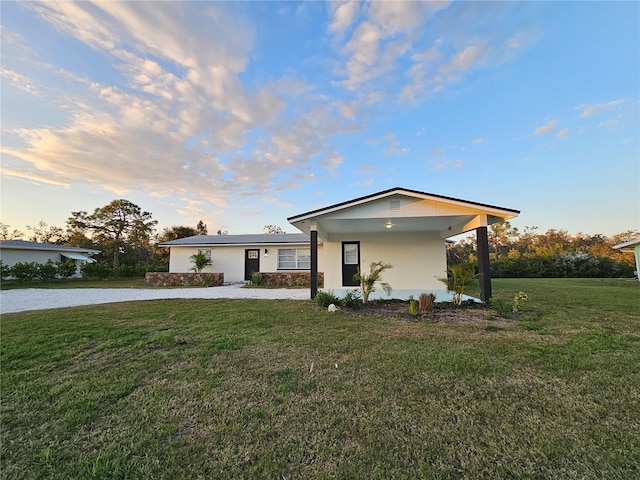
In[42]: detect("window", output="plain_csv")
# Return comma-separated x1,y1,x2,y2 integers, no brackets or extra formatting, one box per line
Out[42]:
198,249,211,260
343,243,358,264
278,248,311,269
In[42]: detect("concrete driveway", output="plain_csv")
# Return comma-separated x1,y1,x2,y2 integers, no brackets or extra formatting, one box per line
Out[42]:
1,283,310,314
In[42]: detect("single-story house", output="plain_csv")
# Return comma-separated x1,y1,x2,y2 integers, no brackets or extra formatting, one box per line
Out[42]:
0,240,100,278
613,238,640,281
162,187,519,301
158,233,323,284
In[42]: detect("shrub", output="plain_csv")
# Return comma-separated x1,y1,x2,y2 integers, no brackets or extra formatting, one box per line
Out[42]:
491,298,512,319
1,261,11,280
408,295,418,316
315,290,339,308
418,293,436,312
189,252,212,273
341,290,363,309
57,259,77,278
81,261,113,279
439,263,477,305
10,262,40,282
354,261,393,303
250,272,263,286
512,291,529,312
38,260,58,281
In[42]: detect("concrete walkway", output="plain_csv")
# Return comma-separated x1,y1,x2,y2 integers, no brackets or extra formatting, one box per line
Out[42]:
0,283,310,314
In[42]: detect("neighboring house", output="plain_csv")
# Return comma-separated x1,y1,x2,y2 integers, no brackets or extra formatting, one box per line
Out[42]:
0,240,100,278
288,187,520,301
159,234,323,284
613,238,640,281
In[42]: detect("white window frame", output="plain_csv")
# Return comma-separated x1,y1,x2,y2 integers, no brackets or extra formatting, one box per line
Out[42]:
277,248,311,270
198,249,212,261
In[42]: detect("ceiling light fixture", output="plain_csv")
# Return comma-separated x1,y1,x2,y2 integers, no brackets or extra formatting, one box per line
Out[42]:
385,221,393,229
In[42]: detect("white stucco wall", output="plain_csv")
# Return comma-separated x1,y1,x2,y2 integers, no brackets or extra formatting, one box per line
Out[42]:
322,231,447,296
0,249,64,267
168,244,324,283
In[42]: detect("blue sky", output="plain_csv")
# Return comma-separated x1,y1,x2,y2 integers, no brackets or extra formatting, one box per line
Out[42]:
1,1,638,238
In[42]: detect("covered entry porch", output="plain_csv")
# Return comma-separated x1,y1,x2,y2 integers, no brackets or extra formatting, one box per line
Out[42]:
288,188,520,302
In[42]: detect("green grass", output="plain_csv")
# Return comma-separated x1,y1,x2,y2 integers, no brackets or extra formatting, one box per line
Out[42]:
0,277,150,290
2,279,639,479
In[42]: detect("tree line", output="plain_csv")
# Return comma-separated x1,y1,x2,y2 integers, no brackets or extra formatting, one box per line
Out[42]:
1,199,210,278
447,223,637,278
1,199,637,279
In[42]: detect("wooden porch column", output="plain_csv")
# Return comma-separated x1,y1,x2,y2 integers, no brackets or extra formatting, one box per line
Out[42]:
310,229,318,299
476,226,492,301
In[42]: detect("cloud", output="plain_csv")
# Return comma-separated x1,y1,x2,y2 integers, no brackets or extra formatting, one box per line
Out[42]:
335,1,450,92
321,152,344,169
576,100,622,118
598,120,618,130
397,3,540,103
328,1,360,35
357,163,381,174
3,2,364,218
556,128,569,139
429,157,463,170
381,133,410,156
534,118,557,135
353,179,374,187
261,197,293,209
1,68,39,95
472,138,484,145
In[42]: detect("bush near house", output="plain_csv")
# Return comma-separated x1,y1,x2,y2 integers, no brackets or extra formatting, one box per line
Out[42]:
1,260,79,282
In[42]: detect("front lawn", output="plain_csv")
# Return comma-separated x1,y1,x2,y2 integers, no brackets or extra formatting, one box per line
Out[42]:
1,278,638,479
0,277,149,290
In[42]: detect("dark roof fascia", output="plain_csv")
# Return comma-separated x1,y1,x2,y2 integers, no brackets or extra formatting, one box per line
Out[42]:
288,187,520,222
158,233,311,247
0,240,100,254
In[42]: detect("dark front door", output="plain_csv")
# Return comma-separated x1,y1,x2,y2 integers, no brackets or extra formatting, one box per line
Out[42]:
245,249,260,281
342,242,360,286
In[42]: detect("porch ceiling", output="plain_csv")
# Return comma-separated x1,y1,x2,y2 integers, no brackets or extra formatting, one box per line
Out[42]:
293,213,498,239
316,215,471,234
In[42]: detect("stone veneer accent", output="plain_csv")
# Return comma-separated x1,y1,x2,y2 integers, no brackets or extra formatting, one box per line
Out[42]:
145,272,224,287
256,271,324,288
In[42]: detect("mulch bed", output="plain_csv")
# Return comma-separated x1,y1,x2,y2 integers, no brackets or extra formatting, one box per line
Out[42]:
339,299,508,324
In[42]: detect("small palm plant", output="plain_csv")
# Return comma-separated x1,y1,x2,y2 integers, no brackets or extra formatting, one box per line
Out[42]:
439,263,477,305
189,252,212,273
354,261,393,303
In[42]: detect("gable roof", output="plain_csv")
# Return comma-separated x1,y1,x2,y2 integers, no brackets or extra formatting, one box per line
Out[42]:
288,187,520,222
159,233,311,247
288,187,520,238
0,240,100,254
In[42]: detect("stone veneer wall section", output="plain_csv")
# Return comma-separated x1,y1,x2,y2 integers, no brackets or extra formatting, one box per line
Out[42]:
145,272,224,287
258,272,324,288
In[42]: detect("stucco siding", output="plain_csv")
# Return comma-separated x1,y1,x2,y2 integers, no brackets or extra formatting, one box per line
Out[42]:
0,249,63,267
168,244,324,283
323,232,446,293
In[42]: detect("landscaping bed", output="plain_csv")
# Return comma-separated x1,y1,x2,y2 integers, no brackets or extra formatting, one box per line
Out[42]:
339,299,509,324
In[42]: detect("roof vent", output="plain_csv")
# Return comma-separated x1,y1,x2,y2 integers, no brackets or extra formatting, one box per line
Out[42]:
390,199,401,211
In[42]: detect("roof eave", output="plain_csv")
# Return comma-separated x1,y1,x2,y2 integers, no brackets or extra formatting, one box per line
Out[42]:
288,187,520,223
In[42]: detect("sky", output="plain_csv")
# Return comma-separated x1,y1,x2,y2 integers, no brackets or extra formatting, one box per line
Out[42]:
1,1,638,239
